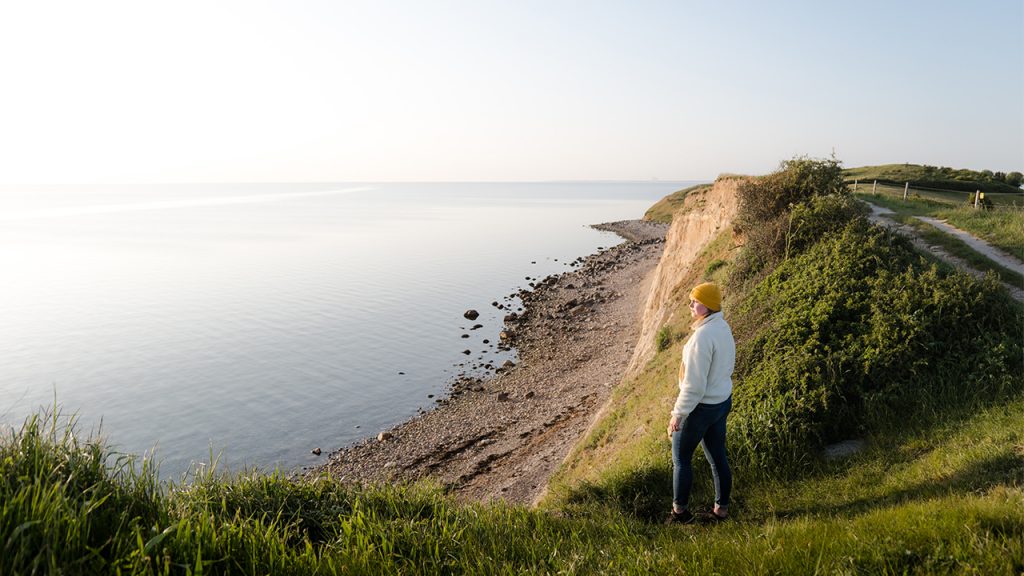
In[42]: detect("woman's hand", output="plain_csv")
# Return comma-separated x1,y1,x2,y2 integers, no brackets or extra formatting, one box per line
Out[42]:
667,415,681,437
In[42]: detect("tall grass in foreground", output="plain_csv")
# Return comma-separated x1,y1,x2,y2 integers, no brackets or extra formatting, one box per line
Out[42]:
0,411,162,574
4,404,1023,574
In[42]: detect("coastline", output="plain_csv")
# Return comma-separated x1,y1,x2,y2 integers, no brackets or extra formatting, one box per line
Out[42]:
307,219,668,504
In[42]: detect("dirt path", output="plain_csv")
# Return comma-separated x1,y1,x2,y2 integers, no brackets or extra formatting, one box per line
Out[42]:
865,201,1024,302
307,220,668,505
915,216,1024,275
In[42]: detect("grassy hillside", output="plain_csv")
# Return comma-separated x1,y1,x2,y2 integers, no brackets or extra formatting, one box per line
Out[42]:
642,182,712,223
547,158,1023,570
844,163,1023,195
552,157,1021,494
4,158,1022,575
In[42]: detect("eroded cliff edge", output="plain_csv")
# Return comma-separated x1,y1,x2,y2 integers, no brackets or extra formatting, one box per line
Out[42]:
626,177,742,379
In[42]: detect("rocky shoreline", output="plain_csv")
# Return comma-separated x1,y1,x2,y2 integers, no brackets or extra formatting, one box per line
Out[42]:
307,219,668,504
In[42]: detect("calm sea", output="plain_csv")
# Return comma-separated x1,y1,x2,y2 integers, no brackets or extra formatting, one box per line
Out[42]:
0,181,696,479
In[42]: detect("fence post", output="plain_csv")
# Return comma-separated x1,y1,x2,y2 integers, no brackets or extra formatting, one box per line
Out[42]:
853,179,858,192
872,180,877,194
974,190,980,209
903,182,909,200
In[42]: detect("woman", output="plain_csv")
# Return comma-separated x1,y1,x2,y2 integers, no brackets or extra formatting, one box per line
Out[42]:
666,282,735,524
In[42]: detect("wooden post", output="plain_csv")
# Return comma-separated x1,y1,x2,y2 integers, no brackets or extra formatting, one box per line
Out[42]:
853,179,858,191
903,182,909,200
974,190,980,209
872,180,877,194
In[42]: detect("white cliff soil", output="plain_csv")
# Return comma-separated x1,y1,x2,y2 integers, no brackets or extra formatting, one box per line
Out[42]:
626,178,742,378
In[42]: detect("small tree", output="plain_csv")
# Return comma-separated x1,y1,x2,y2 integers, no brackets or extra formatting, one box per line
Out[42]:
733,156,849,279
1006,171,1023,187
735,155,846,228
656,326,674,352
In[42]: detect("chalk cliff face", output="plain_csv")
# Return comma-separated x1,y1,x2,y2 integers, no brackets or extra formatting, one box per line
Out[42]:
626,178,742,377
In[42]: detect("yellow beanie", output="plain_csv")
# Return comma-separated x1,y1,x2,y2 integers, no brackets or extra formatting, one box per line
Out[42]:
690,282,722,312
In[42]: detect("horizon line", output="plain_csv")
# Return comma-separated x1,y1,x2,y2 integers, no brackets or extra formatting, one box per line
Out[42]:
0,178,714,188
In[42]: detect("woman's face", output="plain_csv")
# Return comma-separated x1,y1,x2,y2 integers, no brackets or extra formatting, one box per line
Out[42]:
689,298,709,319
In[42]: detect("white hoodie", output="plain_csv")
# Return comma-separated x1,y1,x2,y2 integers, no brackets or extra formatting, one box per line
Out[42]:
671,311,735,418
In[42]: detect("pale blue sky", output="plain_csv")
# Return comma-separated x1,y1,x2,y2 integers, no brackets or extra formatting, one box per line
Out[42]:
0,1,1020,183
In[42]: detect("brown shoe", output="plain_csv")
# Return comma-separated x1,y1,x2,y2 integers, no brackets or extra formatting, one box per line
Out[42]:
697,510,728,523
664,509,695,525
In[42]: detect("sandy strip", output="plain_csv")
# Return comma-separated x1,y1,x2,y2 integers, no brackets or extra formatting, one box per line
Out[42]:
306,219,668,504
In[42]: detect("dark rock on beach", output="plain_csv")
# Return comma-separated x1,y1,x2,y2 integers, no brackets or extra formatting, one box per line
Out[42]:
311,219,669,504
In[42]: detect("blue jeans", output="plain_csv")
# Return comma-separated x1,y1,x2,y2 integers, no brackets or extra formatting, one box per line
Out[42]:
672,396,732,510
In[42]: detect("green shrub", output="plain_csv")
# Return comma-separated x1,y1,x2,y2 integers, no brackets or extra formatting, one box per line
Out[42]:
733,156,849,279
704,259,727,278
729,222,1024,474
655,326,673,352
783,194,868,258
725,156,1023,475
736,156,847,230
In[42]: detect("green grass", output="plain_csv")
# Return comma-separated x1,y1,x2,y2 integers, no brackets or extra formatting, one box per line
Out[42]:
890,214,1024,288
853,182,965,206
860,191,1023,266
5,401,1021,575
643,183,711,223
858,186,1024,261
939,208,1024,261
747,400,1024,518
860,193,1023,287
654,325,673,352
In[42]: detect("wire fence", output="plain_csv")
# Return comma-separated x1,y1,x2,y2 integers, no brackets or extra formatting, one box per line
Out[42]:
849,179,1024,211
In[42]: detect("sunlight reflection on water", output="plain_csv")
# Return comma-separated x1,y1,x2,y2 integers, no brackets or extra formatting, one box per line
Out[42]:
0,181,695,479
